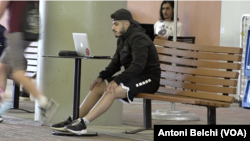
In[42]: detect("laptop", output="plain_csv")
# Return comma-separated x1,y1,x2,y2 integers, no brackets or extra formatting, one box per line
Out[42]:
72,33,110,58
140,24,155,41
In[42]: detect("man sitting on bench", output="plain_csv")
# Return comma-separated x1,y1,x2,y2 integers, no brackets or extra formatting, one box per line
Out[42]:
50,8,161,135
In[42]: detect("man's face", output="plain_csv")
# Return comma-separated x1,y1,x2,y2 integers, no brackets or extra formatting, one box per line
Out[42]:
112,20,127,37
162,3,173,21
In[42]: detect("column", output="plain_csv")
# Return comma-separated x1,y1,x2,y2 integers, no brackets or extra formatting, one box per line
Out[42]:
36,1,127,126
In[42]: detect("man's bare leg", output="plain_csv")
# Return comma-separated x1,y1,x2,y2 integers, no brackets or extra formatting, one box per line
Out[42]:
65,85,127,134
0,63,8,106
79,81,106,118
85,86,127,122
12,70,59,124
0,63,8,90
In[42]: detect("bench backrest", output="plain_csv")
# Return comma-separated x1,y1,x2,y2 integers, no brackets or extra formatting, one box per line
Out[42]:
167,36,195,44
154,39,243,106
24,42,38,78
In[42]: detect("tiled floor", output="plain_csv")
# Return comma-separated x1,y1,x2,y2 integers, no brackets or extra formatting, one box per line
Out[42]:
0,80,250,141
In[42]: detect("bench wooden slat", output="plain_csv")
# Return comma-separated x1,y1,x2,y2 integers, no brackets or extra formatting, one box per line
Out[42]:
29,42,38,47
24,54,38,59
155,93,231,107
159,55,241,70
136,93,230,107
154,39,242,54
26,66,37,72
160,79,236,94
157,47,242,62
27,60,37,66
136,93,200,105
161,64,239,79
157,87,234,102
24,47,38,53
161,71,237,86
198,99,230,107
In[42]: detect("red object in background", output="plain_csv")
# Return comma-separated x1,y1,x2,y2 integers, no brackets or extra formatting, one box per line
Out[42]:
86,48,90,56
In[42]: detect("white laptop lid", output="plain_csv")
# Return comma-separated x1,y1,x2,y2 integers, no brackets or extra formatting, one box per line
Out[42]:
73,33,92,57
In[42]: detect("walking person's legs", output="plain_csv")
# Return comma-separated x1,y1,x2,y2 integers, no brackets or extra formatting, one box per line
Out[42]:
0,63,8,106
0,32,59,124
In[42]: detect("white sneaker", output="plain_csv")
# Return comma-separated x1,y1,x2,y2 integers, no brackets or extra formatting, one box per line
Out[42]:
0,102,12,115
39,98,59,126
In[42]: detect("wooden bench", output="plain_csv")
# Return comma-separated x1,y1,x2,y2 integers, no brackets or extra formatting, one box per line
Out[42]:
125,38,243,134
11,42,38,113
168,36,196,44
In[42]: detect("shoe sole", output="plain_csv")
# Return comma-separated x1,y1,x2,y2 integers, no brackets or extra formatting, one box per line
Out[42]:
66,128,87,135
19,97,30,101
50,127,68,132
41,99,59,125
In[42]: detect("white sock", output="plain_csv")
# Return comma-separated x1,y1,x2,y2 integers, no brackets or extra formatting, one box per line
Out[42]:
38,95,48,107
82,117,90,125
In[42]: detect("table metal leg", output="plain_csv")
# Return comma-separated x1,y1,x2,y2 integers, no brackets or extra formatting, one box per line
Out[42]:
73,58,81,120
53,58,97,136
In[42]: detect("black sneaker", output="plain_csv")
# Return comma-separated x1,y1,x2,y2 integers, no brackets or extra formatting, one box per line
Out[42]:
0,115,3,123
65,118,87,135
39,98,59,126
50,116,72,131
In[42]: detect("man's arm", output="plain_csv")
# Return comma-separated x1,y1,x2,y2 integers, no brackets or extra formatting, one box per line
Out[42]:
113,35,149,85
98,47,121,80
0,1,9,19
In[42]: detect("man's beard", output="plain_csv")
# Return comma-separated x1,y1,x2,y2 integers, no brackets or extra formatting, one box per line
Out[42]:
119,26,126,35
114,26,126,38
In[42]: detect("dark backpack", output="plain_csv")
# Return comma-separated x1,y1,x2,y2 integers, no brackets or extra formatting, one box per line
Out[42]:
22,1,39,41
0,24,6,56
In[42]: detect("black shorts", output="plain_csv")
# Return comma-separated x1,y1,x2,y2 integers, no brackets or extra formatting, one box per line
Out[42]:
107,75,160,104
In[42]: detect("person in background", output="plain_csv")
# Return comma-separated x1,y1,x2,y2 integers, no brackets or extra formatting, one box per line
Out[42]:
154,0,184,40
0,1,59,125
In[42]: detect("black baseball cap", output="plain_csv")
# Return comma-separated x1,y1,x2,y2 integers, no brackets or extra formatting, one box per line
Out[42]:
111,8,139,25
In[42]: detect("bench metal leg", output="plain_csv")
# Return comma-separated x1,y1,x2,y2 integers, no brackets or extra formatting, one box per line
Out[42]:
207,107,216,125
11,82,34,113
124,99,153,134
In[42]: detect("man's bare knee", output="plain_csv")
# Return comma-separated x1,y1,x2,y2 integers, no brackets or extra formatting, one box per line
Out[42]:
104,86,127,99
91,81,106,96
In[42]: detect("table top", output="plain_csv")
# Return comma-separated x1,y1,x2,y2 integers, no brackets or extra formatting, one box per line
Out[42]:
43,55,112,60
